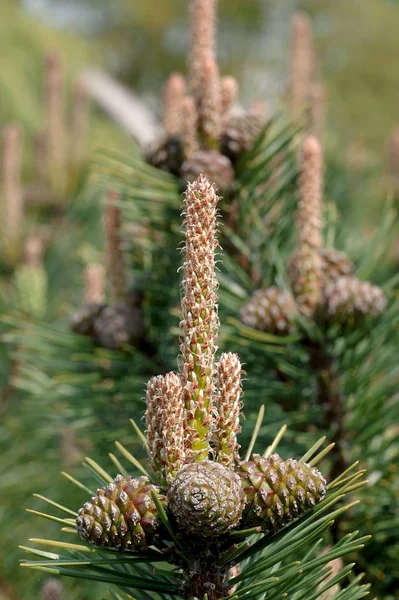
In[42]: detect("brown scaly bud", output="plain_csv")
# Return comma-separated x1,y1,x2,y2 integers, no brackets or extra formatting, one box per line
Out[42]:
70,80,90,168
1,124,24,260
291,12,313,117
220,113,265,163
93,300,145,351
309,81,326,141
144,135,184,176
221,76,239,117
214,353,243,467
45,52,66,190
42,578,63,600
241,287,298,335
197,57,222,150
145,372,186,481
167,460,245,536
324,276,387,323
387,127,399,191
181,150,234,194
182,96,199,158
190,0,217,100
288,136,323,317
163,73,187,136
180,175,219,461
104,201,128,303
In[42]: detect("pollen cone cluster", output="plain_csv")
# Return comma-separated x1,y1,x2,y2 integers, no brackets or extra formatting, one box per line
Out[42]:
143,0,267,191
238,454,327,531
70,204,145,350
241,287,297,335
76,475,163,551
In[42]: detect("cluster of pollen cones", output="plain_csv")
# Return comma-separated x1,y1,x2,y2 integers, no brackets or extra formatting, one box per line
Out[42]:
144,0,268,193
241,136,387,335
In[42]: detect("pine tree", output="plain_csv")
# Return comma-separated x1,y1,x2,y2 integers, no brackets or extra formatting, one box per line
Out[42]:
21,176,370,600
1,2,397,598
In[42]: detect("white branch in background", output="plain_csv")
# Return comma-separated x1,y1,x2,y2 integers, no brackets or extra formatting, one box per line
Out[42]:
81,69,160,146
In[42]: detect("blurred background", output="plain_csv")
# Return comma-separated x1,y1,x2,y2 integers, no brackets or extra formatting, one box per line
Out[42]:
2,0,399,209
1,0,398,598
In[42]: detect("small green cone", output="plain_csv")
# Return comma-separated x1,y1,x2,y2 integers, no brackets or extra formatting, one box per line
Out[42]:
167,461,245,537
76,475,164,551
238,454,327,531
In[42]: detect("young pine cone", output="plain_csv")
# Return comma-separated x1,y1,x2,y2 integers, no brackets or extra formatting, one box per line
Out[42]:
167,461,245,537
240,287,297,335
220,113,265,163
180,150,234,193
238,453,327,532
76,475,163,551
93,301,145,350
324,276,387,322
70,302,105,337
144,134,184,176
320,248,354,283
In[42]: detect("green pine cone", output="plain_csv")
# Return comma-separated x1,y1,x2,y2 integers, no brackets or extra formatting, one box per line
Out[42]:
167,460,245,537
76,474,164,551
238,454,327,531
